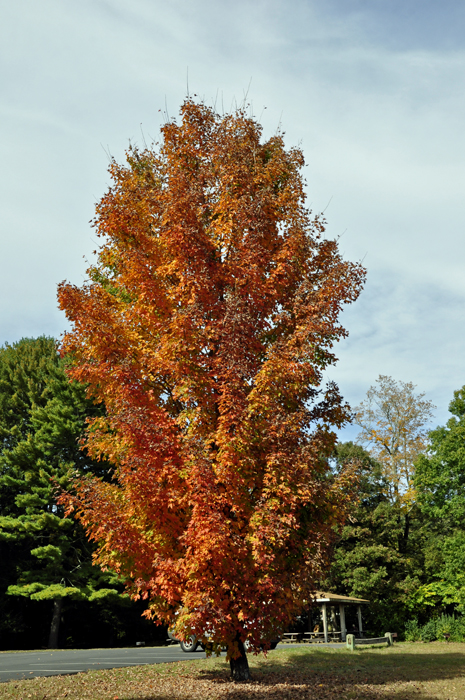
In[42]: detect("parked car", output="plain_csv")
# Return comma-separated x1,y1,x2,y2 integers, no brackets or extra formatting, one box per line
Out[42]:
167,626,202,652
167,625,279,653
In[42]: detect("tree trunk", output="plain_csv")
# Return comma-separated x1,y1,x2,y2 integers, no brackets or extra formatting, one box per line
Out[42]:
398,512,410,554
403,511,410,544
229,636,251,681
48,598,63,649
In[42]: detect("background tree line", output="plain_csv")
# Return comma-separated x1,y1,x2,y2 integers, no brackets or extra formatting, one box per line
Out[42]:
1,339,464,648
0,337,167,650
326,376,465,640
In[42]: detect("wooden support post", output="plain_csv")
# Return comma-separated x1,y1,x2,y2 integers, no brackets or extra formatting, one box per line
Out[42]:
339,604,346,642
322,603,328,643
357,605,363,635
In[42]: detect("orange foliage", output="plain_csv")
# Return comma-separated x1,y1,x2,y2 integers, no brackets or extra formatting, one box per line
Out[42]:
57,100,365,656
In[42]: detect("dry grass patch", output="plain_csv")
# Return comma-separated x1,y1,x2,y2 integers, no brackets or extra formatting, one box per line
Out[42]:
1,642,464,700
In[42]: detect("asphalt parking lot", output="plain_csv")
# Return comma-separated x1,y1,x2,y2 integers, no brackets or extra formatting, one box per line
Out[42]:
0,645,207,682
0,642,344,682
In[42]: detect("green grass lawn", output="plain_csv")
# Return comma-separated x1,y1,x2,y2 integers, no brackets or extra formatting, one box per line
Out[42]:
1,642,464,699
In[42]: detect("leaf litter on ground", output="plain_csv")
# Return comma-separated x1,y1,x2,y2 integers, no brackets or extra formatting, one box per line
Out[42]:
1,642,465,700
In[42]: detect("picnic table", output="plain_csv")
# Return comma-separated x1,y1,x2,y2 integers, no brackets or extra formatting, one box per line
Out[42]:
302,631,325,642
281,632,304,643
302,631,342,643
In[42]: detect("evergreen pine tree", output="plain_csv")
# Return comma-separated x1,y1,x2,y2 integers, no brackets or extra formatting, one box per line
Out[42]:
0,337,123,648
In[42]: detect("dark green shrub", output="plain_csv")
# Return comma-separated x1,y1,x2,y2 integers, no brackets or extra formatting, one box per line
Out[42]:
404,619,421,642
404,615,465,643
450,616,465,642
419,619,437,642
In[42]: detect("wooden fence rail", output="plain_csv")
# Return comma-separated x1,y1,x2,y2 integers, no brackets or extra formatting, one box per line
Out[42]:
346,633,394,650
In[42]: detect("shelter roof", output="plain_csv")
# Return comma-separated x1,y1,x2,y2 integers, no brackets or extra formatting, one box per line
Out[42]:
312,591,370,604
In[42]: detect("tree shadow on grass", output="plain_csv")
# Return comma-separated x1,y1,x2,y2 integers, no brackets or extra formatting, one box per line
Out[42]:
186,647,465,700
116,649,465,700
118,676,462,700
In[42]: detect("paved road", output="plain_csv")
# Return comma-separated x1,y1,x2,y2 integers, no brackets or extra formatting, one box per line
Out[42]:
0,646,209,682
0,642,344,683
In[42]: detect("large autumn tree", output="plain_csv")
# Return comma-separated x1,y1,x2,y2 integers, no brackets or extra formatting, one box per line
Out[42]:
58,100,365,679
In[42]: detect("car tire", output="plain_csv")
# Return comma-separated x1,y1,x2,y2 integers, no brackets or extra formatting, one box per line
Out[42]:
180,636,199,652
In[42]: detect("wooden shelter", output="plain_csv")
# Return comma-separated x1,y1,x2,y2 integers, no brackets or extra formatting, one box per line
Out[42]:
311,592,370,643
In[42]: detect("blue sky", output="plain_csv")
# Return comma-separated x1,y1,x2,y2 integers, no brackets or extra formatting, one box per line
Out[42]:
1,0,464,436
